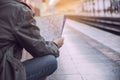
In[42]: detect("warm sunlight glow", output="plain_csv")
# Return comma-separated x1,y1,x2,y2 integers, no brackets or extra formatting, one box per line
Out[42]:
22,0,120,16
49,0,60,6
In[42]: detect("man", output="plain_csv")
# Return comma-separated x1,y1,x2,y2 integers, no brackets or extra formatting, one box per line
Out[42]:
0,0,64,80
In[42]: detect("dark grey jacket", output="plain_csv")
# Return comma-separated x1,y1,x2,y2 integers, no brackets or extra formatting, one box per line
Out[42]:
0,0,59,80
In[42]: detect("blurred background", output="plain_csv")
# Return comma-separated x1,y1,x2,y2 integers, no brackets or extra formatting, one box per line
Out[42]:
21,0,120,16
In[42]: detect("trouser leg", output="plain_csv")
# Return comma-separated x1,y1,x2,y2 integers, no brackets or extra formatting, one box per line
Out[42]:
22,55,58,80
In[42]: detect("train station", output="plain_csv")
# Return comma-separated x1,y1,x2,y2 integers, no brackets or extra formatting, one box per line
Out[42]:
0,0,120,80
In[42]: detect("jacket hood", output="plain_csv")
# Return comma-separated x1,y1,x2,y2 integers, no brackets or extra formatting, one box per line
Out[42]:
0,0,19,4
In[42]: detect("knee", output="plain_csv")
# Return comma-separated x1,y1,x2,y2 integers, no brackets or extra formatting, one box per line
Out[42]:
42,55,58,76
46,55,58,72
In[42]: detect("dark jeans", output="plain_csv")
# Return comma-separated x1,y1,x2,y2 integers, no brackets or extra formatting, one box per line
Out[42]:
22,55,57,80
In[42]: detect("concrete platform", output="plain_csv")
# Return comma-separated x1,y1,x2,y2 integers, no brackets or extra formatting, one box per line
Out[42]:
46,19,120,80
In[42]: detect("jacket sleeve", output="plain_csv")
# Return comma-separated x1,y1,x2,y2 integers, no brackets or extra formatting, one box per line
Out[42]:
13,5,59,57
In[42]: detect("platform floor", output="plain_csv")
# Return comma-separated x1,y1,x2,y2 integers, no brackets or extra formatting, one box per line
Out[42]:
46,19,120,80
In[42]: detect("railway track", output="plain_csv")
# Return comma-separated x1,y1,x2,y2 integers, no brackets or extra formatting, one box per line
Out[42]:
66,15,120,36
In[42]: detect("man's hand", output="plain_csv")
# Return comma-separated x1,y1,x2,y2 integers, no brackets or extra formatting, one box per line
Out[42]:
53,37,64,48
